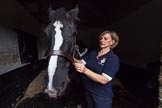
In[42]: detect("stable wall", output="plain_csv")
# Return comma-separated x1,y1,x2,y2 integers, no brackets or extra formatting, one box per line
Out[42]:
0,26,25,75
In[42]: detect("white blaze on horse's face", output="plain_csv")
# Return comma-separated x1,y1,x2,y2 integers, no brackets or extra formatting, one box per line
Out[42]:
46,21,63,97
53,21,63,50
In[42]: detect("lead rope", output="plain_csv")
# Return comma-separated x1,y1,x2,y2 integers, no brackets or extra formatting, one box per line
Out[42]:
72,33,77,58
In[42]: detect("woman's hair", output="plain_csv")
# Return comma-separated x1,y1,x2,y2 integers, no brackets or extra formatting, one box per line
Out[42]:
99,30,119,49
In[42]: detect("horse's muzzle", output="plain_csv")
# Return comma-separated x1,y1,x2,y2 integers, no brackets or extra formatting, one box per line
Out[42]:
44,88,58,98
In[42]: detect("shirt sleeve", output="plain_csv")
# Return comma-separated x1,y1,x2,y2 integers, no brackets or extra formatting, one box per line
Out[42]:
102,73,112,81
102,55,120,79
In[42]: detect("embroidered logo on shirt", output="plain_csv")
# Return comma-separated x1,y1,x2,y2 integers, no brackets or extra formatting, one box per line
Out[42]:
98,58,106,65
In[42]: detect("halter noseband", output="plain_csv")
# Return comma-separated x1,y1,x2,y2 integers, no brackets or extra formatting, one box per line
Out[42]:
45,50,75,62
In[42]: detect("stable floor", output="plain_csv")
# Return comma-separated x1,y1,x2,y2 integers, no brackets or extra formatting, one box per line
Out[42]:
0,60,158,108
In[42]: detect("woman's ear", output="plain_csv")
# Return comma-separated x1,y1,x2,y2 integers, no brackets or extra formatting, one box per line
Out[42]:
111,40,115,45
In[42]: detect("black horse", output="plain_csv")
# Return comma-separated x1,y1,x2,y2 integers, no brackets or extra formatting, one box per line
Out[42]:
43,5,87,107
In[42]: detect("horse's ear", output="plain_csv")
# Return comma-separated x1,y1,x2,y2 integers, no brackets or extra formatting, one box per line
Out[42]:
67,4,80,21
48,6,55,21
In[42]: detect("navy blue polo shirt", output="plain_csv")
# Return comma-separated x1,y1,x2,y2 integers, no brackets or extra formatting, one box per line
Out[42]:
82,49,119,98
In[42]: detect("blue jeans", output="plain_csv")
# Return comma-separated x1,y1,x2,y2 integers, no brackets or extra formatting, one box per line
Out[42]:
85,90,112,108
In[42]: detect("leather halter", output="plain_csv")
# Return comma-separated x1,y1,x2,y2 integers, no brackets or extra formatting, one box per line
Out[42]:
45,50,74,62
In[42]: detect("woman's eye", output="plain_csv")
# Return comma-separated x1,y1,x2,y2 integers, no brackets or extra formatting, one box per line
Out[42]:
99,37,104,40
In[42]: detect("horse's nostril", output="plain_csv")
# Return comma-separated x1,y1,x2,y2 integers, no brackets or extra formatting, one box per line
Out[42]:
44,88,58,98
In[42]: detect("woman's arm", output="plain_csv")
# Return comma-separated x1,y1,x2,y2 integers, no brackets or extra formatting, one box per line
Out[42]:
73,61,111,84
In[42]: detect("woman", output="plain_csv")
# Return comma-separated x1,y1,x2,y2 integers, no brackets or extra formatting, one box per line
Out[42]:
73,30,120,108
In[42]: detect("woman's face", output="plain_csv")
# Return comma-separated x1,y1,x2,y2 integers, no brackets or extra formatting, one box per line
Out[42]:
99,33,114,49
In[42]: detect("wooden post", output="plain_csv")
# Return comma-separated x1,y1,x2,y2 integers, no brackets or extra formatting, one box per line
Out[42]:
158,40,162,108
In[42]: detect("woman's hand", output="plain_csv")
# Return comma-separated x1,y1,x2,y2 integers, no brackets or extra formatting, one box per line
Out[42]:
73,58,85,73
73,58,83,64
73,62,86,73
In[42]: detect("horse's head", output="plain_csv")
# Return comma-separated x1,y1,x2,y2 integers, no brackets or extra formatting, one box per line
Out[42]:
44,6,80,98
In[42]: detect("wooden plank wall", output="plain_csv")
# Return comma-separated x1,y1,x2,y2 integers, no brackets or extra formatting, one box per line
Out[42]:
158,40,162,108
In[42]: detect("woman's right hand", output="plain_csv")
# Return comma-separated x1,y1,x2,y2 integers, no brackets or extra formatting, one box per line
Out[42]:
73,58,86,73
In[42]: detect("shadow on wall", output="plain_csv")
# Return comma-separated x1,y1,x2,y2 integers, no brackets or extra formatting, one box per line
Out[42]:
116,61,160,108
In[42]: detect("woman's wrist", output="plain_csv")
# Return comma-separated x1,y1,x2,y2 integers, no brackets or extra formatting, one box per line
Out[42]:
83,67,87,74
81,59,86,65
